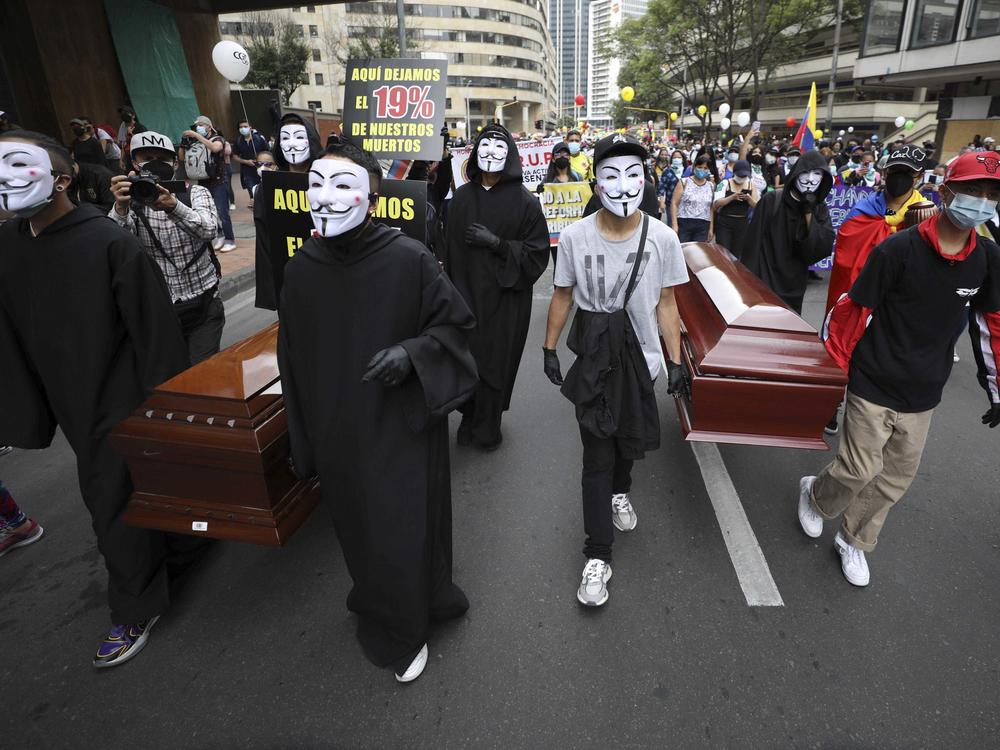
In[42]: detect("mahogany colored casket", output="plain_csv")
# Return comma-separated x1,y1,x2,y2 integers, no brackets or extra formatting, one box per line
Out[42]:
109,322,319,546
667,242,848,450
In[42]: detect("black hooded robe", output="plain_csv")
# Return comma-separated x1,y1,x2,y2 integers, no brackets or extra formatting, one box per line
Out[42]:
254,114,323,310
0,204,192,623
740,150,834,313
277,222,478,669
444,125,550,447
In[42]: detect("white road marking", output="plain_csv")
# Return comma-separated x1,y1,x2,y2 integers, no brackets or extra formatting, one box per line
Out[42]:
689,441,784,607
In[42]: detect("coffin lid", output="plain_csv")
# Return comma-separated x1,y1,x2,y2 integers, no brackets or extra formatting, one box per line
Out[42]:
677,243,846,386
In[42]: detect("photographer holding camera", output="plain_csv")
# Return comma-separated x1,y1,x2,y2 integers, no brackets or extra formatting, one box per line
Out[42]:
110,131,225,364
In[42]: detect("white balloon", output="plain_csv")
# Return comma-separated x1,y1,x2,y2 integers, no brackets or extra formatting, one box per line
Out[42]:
847,126,854,132
212,41,250,83
839,129,845,135
736,111,751,128
719,103,731,117
719,117,731,131
894,115,905,128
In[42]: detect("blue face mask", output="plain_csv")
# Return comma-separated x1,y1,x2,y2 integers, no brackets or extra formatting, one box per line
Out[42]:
239,127,250,136
693,168,710,179
196,125,208,137
727,153,738,162
946,192,999,229
567,142,581,155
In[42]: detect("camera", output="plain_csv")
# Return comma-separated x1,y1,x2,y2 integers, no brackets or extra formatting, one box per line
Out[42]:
128,172,160,204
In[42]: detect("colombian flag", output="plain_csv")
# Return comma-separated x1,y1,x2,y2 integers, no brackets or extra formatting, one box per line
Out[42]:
793,82,818,151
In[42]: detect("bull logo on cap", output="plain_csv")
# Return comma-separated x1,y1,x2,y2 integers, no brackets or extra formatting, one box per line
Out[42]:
977,153,1000,174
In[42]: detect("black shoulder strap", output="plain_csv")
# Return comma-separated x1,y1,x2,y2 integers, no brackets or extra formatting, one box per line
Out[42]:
133,203,219,278
623,214,650,307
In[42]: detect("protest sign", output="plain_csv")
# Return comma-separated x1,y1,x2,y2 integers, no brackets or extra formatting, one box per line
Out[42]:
343,58,447,160
260,171,427,300
540,181,592,245
452,137,561,192
810,184,940,271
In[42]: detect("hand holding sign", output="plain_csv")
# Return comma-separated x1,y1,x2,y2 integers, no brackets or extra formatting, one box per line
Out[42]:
212,41,250,83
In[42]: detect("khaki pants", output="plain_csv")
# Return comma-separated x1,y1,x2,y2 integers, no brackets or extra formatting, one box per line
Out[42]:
810,391,933,552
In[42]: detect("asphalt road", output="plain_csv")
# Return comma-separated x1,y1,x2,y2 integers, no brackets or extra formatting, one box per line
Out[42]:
3,274,999,749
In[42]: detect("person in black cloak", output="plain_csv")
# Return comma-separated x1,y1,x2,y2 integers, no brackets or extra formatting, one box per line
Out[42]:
0,131,195,668
253,113,323,310
740,148,834,313
277,136,478,683
444,123,550,450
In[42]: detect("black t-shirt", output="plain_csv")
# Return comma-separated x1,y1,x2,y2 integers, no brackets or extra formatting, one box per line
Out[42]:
71,136,105,166
848,226,1000,412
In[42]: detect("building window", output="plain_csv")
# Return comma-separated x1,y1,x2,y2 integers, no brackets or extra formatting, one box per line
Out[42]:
446,97,452,108
309,24,318,37
307,100,322,110
307,5,316,11
910,0,963,47
295,25,304,36
315,73,324,85
312,49,322,61
861,0,908,54
969,0,1000,37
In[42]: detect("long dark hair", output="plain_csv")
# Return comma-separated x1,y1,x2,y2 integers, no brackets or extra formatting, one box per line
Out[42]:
543,145,573,183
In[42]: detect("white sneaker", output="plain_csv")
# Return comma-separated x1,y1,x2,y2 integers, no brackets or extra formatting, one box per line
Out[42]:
394,643,428,683
834,532,870,587
577,558,612,607
611,493,637,532
219,242,238,253
797,476,823,538
211,237,225,251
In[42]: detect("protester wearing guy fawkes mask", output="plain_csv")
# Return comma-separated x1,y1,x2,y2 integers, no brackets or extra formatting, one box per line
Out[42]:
742,148,834,313
798,151,1000,588
542,134,689,608
0,130,192,669
110,131,224,364
444,123,550,451
277,137,476,684
254,113,322,310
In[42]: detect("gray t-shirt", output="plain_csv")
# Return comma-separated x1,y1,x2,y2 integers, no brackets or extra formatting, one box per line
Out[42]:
554,213,689,378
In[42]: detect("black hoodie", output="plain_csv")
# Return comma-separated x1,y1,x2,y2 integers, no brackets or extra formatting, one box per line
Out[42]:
0,203,188,450
255,113,325,309
444,124,550,405
740,149,834,313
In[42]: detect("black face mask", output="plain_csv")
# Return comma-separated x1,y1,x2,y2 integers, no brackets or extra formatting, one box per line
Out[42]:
138,159,175,180
72,125,86,137
885,171,915,198
554,156,570,170
749,154,764,166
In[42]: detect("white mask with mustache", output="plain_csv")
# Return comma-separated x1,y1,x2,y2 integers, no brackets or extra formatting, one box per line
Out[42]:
476,136,508,173
596,155,644,217
279,123,310,165
307,159,371,237
794,168,824,194
0,142,56,216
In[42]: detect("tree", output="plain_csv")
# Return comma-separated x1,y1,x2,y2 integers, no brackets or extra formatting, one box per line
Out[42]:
237,11,311,105
607,0,862,134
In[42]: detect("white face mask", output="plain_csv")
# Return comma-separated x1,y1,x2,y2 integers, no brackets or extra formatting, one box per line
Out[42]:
596,154,644,218
476,136,509,173
795,169,824,194
0,142,57,216
307,159,371,237
765,154,776,165
787,156,799,167
279,123,310,165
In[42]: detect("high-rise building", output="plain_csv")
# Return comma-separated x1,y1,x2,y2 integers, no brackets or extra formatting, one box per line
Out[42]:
586,0,647,125
549,0,590,118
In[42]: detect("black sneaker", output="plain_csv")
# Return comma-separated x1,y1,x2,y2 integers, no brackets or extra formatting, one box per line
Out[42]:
93,616,160,668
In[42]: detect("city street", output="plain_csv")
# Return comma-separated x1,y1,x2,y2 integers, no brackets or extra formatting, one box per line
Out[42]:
3,275,998,749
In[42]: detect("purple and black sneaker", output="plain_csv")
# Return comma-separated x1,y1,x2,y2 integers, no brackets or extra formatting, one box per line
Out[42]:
93,615,160,669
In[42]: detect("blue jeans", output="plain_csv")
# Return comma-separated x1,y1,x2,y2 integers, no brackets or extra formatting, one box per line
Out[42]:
208,182,234,241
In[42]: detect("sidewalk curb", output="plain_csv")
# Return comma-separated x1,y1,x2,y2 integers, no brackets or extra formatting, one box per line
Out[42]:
221,265,256,301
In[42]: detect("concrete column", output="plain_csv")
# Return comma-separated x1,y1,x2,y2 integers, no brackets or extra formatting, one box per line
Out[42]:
523,103,530,131
913,87,927,102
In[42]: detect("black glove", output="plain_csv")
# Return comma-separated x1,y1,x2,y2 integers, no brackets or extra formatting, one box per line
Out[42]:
543,347,563,386
361,345,412,386
666,360,690,399
465,223,503,254
982,402,1000,428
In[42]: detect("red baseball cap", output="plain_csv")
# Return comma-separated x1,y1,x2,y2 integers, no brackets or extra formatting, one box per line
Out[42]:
945,151,1000,183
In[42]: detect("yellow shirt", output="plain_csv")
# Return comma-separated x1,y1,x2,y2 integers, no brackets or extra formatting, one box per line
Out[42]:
570,152,592,182
886,189,928,229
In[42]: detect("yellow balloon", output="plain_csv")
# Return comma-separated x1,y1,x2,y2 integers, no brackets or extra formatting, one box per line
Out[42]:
815,129,824,138
670,112,678,121
697,104,707,116
477,126,482,132
621,86,635,102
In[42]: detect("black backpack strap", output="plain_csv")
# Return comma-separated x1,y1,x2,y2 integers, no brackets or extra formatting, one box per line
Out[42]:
133,199,220,278
623,213,650,308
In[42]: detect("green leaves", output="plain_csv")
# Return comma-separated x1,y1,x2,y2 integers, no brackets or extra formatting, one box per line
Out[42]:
243,23,311,104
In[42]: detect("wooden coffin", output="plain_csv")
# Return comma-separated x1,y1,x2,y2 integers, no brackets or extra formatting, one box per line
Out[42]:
667,242,848,450
109,322,319,546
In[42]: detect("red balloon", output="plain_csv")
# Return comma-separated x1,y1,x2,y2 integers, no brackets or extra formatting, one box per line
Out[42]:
574,94,586,107
786,117,797,128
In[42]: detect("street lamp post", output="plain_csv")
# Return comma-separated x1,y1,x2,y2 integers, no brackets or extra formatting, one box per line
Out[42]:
464,78,472,137
825,0,844,133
